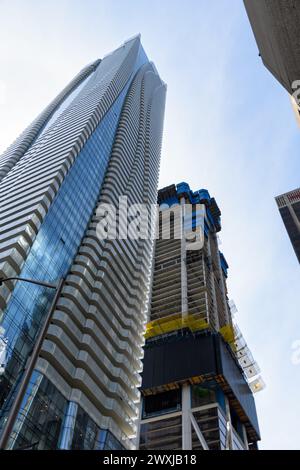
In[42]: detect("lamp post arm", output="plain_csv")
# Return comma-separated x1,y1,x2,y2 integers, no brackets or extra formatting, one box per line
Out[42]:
0,277,57,290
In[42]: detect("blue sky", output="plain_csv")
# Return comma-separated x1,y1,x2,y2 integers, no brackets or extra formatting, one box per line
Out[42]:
0,0,299,449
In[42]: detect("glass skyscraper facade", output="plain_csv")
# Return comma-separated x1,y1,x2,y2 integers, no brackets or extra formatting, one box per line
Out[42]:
0,36,166,449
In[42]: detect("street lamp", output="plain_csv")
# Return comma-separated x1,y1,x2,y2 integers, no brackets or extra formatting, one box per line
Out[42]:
0,276,64,450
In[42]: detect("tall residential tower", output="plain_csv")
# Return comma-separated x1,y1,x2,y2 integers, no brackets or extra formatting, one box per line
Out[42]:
139,183,262,450
0,36,166,450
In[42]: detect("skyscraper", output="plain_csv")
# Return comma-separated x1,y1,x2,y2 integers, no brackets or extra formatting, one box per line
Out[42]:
139,183,262,450
275,188,300,263
0,36,166,450
244,0,300,98
244,0,300,263
244,0,300,127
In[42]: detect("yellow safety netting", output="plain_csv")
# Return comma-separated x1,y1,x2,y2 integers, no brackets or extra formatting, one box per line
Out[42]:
219,324,236,351
145,313,209,339
145,314,237,353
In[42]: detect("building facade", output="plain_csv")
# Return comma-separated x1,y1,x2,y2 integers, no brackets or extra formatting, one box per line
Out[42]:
244,0,300,126
244,0,300,262
139,183,262,450
244,0,300,97
275,188,300,263
0,36,166,449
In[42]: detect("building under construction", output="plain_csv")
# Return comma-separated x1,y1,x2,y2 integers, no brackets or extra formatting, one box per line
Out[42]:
138,182,263,450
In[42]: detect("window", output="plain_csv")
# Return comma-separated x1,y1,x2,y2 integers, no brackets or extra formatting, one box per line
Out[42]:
143,389,181,418
191,385,216,408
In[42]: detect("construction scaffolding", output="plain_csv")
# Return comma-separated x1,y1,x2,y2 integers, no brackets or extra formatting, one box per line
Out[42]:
144,313,264,394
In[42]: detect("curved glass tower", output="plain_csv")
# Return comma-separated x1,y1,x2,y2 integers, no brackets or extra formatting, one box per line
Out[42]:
0,36,166,450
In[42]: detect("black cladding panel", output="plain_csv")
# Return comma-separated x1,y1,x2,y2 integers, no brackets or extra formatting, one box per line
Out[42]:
218,339,260,438
141,333,218,390
141,332,260,439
